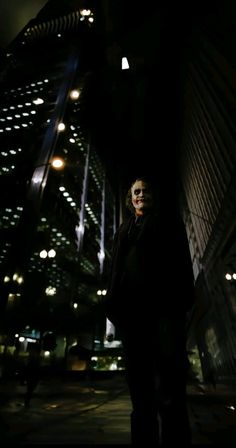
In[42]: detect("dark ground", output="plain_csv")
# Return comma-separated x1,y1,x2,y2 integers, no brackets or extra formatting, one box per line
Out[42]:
0,371,236,445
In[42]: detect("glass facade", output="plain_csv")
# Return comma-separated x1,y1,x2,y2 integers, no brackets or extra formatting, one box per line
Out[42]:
0,4,117,370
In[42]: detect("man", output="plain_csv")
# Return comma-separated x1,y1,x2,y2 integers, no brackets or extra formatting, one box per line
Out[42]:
104,176,195,445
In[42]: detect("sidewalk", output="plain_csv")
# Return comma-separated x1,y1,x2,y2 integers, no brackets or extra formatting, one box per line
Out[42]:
187,380,236,445
1,373,236,445
0,372,132,445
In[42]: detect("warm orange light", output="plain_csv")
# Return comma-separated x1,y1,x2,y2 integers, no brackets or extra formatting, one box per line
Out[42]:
51,157,65,170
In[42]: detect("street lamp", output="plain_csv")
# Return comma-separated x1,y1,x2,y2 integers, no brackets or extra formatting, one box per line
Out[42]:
50,157,65,170
30,157,65,191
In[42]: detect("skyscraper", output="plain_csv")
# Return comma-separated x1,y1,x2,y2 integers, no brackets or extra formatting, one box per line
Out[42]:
0,1,116,359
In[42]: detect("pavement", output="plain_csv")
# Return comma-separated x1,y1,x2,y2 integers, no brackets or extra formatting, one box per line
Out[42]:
0,371,236,445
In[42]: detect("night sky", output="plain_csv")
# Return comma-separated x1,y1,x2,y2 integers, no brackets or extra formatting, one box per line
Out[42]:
0,0,48,48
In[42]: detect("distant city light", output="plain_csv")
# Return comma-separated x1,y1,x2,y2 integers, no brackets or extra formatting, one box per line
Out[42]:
39,250,47,259
80,9,91,16
33,97,44,105
48,249,56,258
225,273,232,281
45,286,56,296
122,57,129,70
57,122,65,132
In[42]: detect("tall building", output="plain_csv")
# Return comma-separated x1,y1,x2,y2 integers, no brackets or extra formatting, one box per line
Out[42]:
178,10,236,382
0,1,117,364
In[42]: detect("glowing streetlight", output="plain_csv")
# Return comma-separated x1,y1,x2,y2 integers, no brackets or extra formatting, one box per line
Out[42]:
57,122,66,132
51,157,65,170
70,89,80,100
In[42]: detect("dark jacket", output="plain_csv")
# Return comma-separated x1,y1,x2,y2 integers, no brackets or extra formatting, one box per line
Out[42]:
105,210,195,325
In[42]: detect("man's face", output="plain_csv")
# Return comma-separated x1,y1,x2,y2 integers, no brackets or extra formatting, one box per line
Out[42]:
131,180,153,215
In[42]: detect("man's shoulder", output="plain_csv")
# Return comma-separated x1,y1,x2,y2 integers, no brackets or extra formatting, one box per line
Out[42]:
119,215,134,229
113,216,133,239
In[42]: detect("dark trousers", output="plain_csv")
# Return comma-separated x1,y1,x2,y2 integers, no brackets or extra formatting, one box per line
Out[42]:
120,315,191,445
